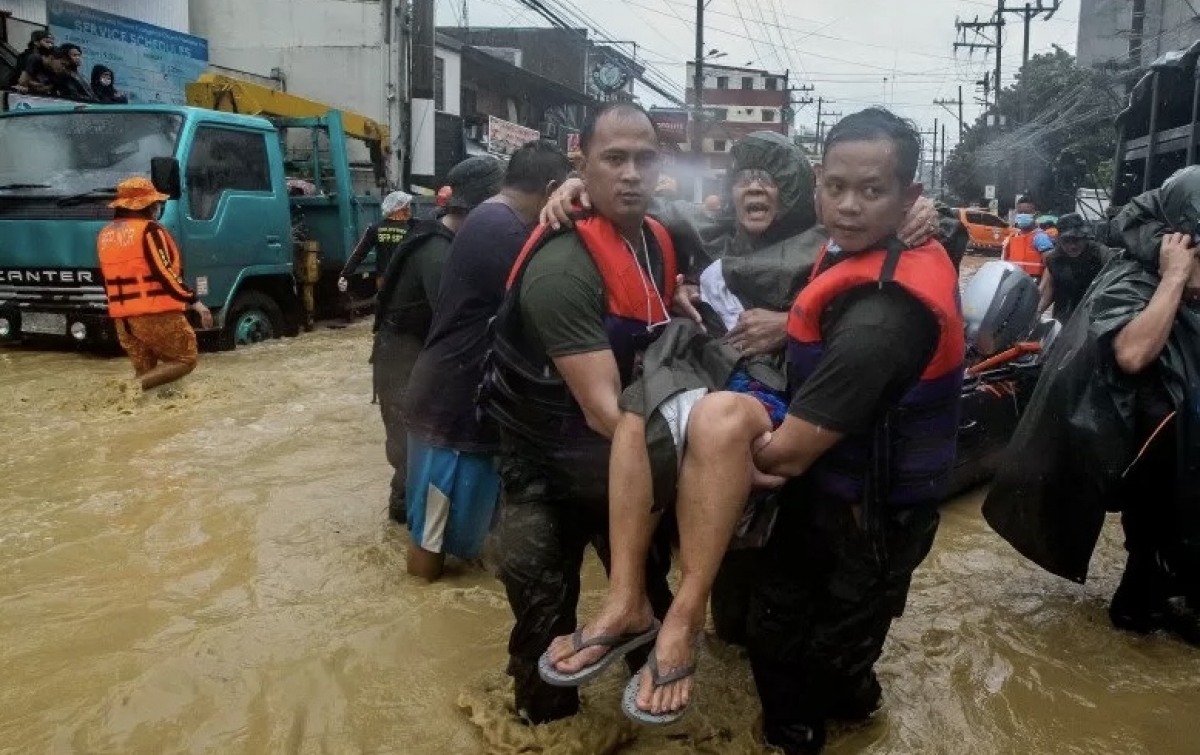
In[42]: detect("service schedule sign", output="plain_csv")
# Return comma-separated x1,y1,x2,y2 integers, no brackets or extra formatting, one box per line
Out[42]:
47,0,209,105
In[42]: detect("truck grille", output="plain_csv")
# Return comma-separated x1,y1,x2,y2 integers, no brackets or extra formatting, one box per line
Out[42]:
0,268,108,310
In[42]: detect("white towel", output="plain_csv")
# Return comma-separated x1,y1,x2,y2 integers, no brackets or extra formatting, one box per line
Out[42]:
699,259,744,331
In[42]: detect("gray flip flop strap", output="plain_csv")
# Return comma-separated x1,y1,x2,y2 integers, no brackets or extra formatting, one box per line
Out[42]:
647,652,697,687
571,625,658,653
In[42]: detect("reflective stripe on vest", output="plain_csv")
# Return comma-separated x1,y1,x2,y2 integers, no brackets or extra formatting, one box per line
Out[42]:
97,219,187,318
1003,232,1044,277
786,239,965,505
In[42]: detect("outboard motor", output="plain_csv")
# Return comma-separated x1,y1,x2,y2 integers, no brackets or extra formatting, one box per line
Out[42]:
962,261,1040,356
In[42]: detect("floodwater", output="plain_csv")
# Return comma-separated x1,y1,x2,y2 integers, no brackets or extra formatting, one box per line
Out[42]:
3,296,1200,754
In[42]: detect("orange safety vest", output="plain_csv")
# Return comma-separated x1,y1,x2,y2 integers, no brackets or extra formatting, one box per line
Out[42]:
1002,231,1045,278
787,239,966,505
97,219,188,318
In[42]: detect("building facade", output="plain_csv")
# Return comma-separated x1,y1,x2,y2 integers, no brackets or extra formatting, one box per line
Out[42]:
1077,0,1200,72
684,61,790,195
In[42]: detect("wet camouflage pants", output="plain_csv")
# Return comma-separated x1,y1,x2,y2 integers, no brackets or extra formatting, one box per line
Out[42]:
494,452,675,724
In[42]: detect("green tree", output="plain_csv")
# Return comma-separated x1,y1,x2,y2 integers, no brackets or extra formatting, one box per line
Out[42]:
944,47,1122,214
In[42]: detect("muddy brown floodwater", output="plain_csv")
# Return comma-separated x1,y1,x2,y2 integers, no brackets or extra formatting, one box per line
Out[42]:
2,267,1199,755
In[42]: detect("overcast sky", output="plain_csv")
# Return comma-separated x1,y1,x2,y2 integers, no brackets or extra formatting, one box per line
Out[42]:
436,0,1082,150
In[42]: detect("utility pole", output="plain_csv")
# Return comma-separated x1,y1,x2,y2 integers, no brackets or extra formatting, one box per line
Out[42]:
941,123,947,199
817,109,842,159
998,1,1060,123
933,87,965,141
954,13,1002,111
919,121,939,190
692,0,704,201
997,0,1060,195
410,0,435,188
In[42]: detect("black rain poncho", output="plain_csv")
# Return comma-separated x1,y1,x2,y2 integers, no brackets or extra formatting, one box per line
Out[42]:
982,167,1200,583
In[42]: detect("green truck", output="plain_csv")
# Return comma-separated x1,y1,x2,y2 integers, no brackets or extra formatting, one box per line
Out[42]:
0,83,388,349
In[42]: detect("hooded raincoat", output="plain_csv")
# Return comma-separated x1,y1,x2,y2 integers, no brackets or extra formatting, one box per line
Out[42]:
983,167,1200,583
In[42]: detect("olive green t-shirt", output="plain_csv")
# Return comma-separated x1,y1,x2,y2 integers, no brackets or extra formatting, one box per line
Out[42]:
518,230,668,359
518,234,610,358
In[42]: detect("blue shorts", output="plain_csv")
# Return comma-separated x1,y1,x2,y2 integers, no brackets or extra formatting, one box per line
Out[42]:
405,437,501,559
725,368,788,428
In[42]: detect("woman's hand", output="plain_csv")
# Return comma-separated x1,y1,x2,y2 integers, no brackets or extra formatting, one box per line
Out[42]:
673,275,703,324
898,196,941,247
725,309,788,356
538,177,589,230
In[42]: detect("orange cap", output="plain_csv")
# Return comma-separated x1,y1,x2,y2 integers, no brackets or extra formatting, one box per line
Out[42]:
109,177,169,210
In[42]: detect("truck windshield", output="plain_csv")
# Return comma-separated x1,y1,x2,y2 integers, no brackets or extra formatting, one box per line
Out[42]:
0,111,183,196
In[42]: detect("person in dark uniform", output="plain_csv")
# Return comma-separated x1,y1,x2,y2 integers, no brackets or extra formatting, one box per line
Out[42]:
339,191,414,293
479,103,677,725
371,157,504,525
746,109,964,754
402,141,572,581
1038,212,1115,324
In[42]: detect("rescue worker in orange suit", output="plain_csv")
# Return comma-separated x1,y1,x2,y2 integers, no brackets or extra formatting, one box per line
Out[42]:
1001,195,1051,279
746,109,964,753
479,103,676,725
97,177,213,391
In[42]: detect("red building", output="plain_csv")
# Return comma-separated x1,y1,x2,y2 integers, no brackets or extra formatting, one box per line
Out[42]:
684,62,791,196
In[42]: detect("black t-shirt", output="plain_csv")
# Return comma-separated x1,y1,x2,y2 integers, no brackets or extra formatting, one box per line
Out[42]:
789,283,940,435
403,202,532,452
1044,241,1111,323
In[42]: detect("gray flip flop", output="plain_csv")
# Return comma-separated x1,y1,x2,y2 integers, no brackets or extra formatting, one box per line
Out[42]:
537,619,661,688
621,652,697,726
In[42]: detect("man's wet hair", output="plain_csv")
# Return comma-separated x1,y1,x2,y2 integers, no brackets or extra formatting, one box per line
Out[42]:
1016,195,1035,206
823,107,921,186
58,43,81,57
504,140,573,193
579,102,659,154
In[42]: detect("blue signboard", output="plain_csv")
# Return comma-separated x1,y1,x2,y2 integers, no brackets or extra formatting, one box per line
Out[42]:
46,0,209,105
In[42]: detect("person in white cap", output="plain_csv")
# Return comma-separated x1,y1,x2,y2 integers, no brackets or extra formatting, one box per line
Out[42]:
339,190,414,292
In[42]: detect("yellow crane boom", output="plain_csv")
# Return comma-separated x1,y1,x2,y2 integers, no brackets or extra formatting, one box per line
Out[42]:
185,73,390,152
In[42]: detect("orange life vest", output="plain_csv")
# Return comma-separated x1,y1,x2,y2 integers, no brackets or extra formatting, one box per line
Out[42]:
482,214,678,451
787,239,966,505
507,215,678,329
97,219,187,318
1002,231,1045,278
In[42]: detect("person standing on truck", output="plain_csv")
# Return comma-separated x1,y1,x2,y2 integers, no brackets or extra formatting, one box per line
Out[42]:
97,177,213,391
9,29,54,91
12,31,57,96
400,143,571,581
1001,195,1051,278
1037,212,1114,324
371,155,505,528
338,191,413,292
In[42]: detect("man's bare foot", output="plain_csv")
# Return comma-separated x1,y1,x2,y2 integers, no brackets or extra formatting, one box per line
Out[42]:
635,610,701,716
546,595,655,674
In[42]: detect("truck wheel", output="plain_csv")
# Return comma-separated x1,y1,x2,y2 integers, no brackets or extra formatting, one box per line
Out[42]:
222,290,284,349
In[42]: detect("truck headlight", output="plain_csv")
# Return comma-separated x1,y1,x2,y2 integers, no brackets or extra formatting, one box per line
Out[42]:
0,317,11,337
70,321,87,341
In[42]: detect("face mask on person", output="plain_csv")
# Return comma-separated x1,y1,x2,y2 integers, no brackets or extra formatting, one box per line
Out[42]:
1014,213,1035,230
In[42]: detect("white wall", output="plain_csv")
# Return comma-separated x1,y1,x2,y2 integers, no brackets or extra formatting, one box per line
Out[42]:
436,46,461,116
1,0,189,33
190,0,387,121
